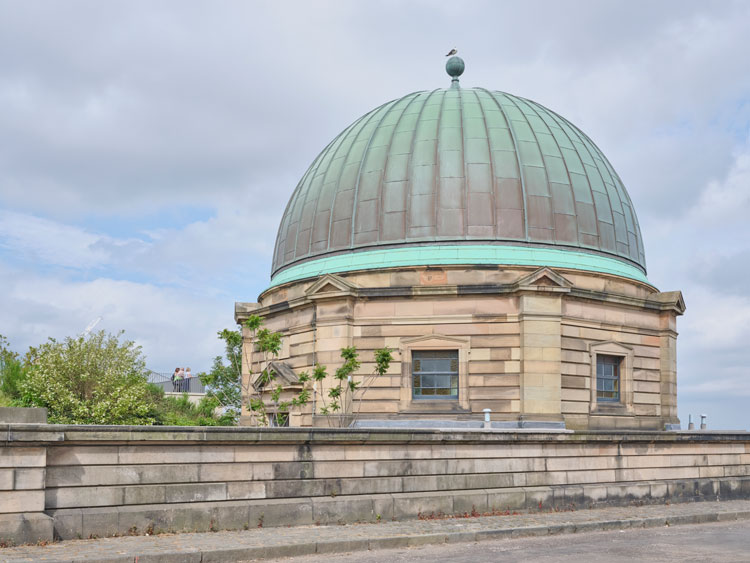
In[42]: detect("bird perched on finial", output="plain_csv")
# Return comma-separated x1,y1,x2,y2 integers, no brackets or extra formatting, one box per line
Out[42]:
446,48,457,57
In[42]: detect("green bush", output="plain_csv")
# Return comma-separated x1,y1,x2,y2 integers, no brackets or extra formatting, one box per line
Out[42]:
21,331,157,425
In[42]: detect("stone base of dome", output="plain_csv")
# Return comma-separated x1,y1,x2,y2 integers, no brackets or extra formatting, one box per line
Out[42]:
237,263,684,431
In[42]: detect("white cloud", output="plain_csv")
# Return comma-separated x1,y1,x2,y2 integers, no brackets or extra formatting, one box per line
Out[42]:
0,0,749,428
0,263,227,372
0,210,111,268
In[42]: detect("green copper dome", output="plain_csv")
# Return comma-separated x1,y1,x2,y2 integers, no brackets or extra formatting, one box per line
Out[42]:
272,87,646,285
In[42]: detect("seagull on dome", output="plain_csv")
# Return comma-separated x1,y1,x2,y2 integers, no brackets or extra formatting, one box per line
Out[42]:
445,48,457,57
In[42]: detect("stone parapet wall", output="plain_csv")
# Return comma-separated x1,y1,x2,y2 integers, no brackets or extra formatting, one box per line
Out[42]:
1,424,749,543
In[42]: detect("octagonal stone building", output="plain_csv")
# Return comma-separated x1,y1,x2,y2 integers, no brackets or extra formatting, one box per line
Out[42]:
236,58,685,430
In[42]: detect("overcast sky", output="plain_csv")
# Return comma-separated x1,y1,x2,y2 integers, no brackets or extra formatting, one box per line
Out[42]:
1,0,749,429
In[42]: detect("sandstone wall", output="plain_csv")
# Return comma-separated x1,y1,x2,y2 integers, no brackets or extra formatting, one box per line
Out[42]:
239,265,683,429
1,424,749,544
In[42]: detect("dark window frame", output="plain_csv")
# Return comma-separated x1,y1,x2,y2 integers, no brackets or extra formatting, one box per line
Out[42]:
596,354,622,402
412,350,459,400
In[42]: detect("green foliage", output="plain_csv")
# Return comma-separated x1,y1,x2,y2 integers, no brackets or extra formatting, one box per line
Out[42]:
147,384,233,426
0,335,29,405
244,315,309,427
374,347,393,376
315,346,393,426
199,351,241,425
20,330,157,425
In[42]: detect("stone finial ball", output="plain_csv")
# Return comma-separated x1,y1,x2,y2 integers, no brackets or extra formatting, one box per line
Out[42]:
446,56,465,78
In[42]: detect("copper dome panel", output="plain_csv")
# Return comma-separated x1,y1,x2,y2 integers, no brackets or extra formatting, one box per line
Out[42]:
273,88,646,277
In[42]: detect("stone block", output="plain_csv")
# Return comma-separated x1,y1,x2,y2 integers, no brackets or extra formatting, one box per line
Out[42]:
720,478,744,499
165,483,226,503
461,473,513,490
486,488,525,511
649,482,668,500
50,508,83,540
113,504,174,536
581,484,608,505
524,486,554,510
226,481,266,500
82,507,119,538
0,407,47,423
313,460,364,479
13,468,45,490
555,485,584,508
47,445,118,467
312,495,377,524
0,447,46,468
247,498,313,528
338,475,403,496
46,485,123,509
0,469,13,490
392,491,454,519
124,485,167,505
0,512,53,544
371,494,394,522
0,489,45,513
118,446,203,465
453,490,488,514
211,501,251,531
606,482,650,502
47,464,129,487
168,504,214,533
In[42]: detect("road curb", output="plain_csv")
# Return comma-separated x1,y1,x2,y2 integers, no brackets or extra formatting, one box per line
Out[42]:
202,509,750,563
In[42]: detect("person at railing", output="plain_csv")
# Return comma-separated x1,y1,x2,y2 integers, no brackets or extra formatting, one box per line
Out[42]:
171,367,180,392
184,367,192,392
176,367,185,392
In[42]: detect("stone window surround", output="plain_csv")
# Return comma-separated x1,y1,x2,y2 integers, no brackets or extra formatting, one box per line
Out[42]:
398,335,470,413
589,340,634,414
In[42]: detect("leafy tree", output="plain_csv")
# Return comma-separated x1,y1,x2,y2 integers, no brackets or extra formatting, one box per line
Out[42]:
21,330,157,425
312,346,393,427
198,328,244,424
200,316,311,426
244,315,310,426
0,335,29,406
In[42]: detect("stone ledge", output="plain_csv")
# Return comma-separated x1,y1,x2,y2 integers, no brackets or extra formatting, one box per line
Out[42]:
3,423,749,446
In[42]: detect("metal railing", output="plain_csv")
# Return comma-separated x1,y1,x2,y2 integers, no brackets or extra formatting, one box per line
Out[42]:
147,371,206,394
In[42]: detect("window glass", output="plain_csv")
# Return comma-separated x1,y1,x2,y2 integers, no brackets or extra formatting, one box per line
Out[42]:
596,354,621,402
412,350,458,400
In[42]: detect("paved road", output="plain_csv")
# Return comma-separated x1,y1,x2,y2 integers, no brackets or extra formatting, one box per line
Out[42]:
273,520,750,563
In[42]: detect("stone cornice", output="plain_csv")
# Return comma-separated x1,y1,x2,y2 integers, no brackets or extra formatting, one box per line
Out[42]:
238,284,684,322
3,423,748,446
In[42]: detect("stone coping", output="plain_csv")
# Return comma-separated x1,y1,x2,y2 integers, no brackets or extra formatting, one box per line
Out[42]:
2,423,749,445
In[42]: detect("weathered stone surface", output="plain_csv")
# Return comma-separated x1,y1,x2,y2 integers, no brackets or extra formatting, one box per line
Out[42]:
0,407,47,424
0,512,53,544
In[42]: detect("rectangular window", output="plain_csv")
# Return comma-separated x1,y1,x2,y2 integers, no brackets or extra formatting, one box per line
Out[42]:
412,350,458,400
596,354,621,402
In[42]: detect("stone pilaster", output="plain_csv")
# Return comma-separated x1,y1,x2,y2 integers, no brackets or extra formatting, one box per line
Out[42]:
518,293,563,421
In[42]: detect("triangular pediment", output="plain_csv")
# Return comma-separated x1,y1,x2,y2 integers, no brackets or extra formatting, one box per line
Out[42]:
305,274,358,297
515,267,573,290
654,290,686,315
400,334,469,347
252,361,302,391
